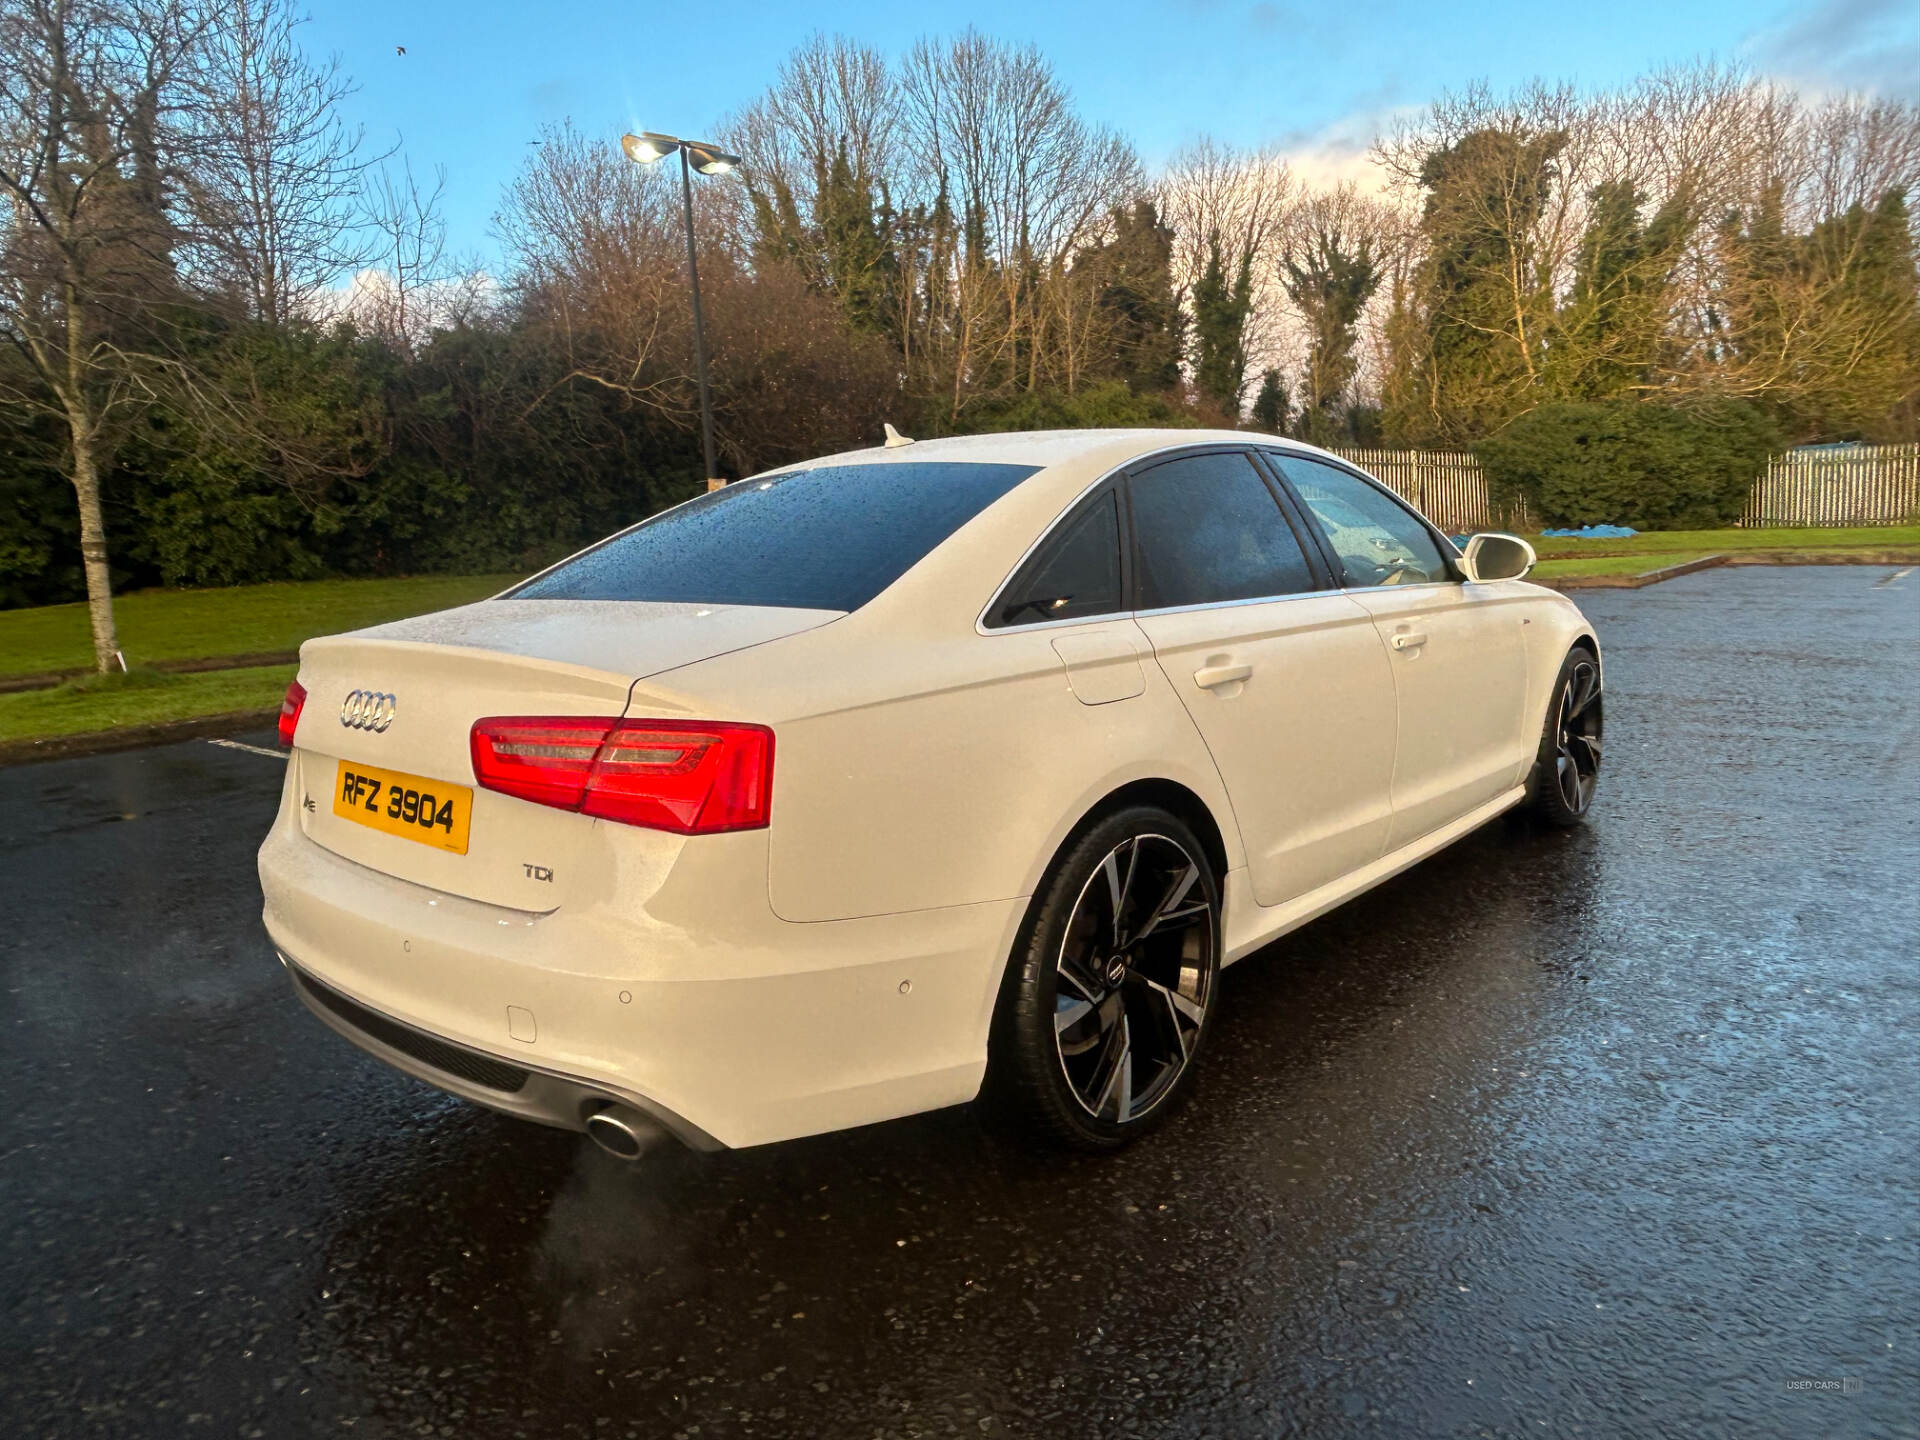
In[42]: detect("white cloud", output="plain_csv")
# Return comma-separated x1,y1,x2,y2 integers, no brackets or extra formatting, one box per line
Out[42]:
1271,103,1418,198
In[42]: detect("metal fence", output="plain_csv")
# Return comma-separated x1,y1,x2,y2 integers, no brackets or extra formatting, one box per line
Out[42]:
1324,443,1920,531
1739,444,1920,527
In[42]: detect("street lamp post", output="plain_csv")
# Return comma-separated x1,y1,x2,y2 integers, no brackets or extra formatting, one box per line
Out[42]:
621,131,741,491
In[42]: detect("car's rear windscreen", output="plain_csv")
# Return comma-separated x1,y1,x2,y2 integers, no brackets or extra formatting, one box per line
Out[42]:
511,461,1041,612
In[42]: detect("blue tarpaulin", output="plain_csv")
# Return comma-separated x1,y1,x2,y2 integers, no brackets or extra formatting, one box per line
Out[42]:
1539,524,1639,539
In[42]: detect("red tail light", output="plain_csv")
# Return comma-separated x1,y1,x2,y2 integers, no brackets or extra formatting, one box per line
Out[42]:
469,716,774,834
277,679,307,748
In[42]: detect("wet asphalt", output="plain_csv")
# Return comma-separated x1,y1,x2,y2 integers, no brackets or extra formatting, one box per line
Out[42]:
2,564,1916,1440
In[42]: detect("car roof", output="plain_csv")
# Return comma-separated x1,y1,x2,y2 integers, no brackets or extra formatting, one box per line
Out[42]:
776,428,1350,474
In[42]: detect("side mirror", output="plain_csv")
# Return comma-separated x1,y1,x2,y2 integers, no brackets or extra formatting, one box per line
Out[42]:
1460,532,1536,583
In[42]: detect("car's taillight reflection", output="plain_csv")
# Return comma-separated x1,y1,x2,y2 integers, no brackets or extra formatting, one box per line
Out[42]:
469,716,773,833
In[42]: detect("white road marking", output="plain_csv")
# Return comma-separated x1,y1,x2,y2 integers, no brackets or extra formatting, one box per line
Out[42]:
1874,567,1914,588
205,737,287,760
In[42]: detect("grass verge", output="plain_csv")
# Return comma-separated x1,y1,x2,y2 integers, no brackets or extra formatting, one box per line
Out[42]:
0,664,295,745
0,573,519,679
1531,552,1714,580
1526,524,1918,562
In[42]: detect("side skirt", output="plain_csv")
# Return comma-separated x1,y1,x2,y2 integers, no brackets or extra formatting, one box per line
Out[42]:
1220,785,1528,965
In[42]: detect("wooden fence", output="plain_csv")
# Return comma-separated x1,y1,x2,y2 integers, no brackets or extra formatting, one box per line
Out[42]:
1324,443,1920,532
1322,448,1532,534
1739,444,1920,527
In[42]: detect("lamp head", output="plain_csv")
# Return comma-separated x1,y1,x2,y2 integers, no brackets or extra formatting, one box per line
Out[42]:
686,143,742,177
621,132,679,165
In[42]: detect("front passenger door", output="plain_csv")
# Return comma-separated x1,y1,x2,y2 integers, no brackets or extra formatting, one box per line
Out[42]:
1127,450,1398,910
1269,453,1532,850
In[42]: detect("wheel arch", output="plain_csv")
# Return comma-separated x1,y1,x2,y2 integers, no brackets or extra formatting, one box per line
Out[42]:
1011,775,1236,942
1072,777,1232,887
1564,629,1604,707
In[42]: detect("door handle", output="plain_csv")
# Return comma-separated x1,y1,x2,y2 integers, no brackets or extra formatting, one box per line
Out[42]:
1193,662,1252,690
1390,631,1429,652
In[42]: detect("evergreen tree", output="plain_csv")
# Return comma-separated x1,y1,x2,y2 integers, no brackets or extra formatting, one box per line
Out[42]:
1343,403,1384,447
1377,269,1428,447
1718,184,1920,440
748,142,896,337
815,143,895,333
1075,199,1184,394
747,175,811,276
1716,181,1790,368
1856,189,1920,438
1282,222,1380,439
1192,232,1255,415
1250,368,1290,434
1415,127,1567,442
1801,188,1920,439
1551,179,1692,400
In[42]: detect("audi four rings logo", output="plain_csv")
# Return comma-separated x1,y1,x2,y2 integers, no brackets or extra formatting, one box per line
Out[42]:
340,689,398,732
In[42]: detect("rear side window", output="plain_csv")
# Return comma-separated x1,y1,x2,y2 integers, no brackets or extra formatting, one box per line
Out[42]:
1129,452,1318,609
990,491,1123,627
514,461,1040,612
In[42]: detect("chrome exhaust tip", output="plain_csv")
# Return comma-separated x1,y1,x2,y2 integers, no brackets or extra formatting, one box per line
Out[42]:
583,1103,664,1160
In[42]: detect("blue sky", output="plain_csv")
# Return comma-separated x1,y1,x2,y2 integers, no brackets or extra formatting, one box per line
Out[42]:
301,0,1920,268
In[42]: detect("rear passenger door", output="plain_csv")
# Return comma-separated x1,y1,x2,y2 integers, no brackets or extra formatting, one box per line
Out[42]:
1127,449,1399,910
1267,452,1532,849
986,484,1146,706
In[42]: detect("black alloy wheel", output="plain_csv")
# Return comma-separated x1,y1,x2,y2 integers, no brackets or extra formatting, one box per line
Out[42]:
1529,647,1603,825
989,807,1220,1149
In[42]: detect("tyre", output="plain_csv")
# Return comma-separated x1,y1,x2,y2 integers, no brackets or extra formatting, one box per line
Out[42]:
987,806,1221,1151
1525,645,1603,826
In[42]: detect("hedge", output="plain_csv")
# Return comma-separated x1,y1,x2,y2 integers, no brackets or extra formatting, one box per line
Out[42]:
1477,399,1782,530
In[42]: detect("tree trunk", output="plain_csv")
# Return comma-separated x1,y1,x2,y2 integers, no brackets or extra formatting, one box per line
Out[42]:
68,424,122,674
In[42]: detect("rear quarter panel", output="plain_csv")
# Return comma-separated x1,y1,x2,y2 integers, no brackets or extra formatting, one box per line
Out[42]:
661,614,1237,922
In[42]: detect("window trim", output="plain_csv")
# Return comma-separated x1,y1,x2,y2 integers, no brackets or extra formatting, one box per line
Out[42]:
981,478,1131,631
1256,446,1465,591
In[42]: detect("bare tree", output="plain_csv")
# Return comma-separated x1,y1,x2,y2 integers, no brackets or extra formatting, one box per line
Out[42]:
0,0,210,671
730,31,899,237
1160,138,1294,299
1159,138,1295,409
899,30,1141,414
356,156,458,352
184,0,372,325
495,123,896,469
496,123,684,415
697,257,899,473
1795,93,1920,225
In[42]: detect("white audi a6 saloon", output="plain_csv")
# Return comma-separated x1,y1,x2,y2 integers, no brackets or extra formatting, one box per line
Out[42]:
259,429,1603,1153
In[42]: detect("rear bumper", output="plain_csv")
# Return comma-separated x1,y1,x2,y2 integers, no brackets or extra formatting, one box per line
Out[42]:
257,781,1024,1149
280,954,722,1147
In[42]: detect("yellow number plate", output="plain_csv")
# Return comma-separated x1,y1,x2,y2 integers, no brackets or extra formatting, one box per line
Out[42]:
332,760,473,854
